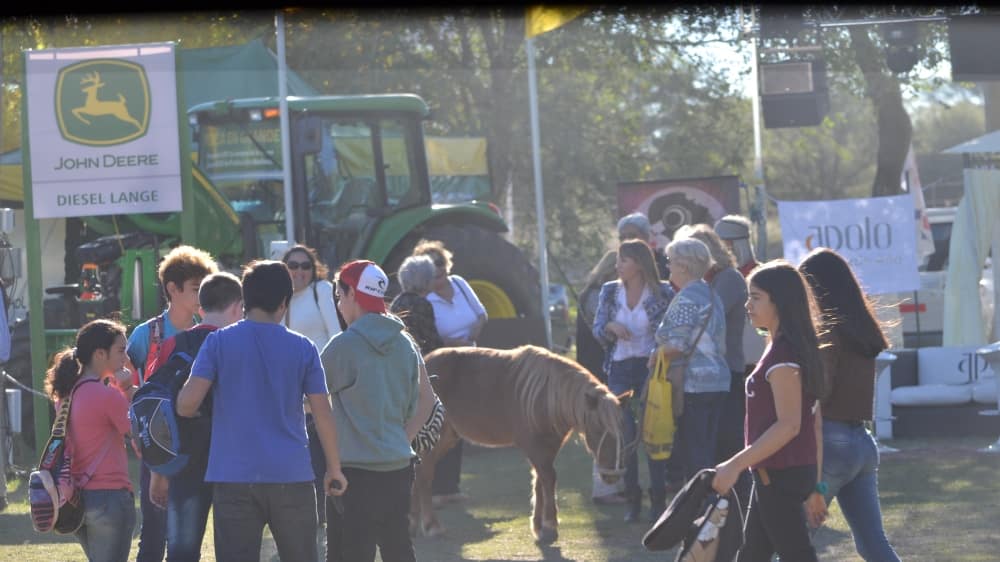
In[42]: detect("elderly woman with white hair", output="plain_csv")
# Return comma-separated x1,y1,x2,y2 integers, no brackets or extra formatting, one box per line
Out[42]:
653,237,731,483
390,255,445,354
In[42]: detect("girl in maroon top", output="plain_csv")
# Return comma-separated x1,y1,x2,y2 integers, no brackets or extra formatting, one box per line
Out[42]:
712,261,827,562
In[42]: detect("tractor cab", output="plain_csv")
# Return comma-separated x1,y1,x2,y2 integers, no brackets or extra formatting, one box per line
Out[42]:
189,95,432,268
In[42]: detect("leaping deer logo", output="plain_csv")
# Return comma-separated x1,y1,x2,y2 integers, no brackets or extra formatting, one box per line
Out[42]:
72,71,142,130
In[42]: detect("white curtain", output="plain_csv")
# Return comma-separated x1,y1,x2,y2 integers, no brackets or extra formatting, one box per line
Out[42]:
943,168,1000,345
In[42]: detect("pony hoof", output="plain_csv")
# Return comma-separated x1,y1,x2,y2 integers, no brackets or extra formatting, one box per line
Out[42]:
423,521,447,538
535,526,558,545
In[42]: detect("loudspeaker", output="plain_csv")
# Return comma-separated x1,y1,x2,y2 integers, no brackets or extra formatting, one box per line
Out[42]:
949,14,1000,82
760,60,829,128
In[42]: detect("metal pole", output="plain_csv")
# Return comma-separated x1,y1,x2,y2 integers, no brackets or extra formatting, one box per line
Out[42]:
276,11,296,245
749,19,768,261
526,38,553,350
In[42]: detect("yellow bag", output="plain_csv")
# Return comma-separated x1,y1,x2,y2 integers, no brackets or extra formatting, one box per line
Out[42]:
641,351,676,461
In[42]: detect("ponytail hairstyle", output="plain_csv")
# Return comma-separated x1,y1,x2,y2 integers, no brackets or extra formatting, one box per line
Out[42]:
45,319,126,400
747,261,828,400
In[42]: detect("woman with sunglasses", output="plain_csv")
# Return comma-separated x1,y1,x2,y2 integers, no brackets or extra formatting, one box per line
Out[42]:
281,244,342,561
282,245,343,347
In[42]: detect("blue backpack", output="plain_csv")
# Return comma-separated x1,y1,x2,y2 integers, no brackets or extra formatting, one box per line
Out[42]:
129,328,213,476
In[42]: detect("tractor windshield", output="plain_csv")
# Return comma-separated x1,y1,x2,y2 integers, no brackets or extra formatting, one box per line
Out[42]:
196,110,425,256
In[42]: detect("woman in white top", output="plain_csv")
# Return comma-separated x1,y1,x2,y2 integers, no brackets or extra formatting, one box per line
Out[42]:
282,244,342,349
413,239,487,347
280,244,342,560
592,239,675,523
411,239,488,504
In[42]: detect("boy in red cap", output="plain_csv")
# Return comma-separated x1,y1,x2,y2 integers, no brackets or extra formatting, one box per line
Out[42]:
323,260,423,562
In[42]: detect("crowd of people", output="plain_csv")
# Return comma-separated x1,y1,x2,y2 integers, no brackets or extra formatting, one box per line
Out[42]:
578,211,899,561
43,209,899,562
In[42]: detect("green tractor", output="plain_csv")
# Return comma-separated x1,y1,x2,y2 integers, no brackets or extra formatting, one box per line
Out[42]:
53,93,543,334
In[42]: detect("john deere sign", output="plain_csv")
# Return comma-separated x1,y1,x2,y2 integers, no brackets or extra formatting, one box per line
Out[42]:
25,43,182,218
56,60,150,146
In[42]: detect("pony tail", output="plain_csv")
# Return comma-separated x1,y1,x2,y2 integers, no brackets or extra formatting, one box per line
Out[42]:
45,348,82,401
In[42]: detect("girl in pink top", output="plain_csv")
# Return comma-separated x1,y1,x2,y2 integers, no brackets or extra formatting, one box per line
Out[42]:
46,319,137,562
711,261,827,562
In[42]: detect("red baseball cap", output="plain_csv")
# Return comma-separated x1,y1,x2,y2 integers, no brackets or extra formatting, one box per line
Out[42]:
338,260,388,314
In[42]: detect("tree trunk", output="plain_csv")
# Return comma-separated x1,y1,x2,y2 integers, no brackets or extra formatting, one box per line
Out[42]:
849,26,911,197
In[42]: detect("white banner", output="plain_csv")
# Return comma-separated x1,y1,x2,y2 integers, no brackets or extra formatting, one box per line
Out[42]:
777,195,920,295
25,43,182,218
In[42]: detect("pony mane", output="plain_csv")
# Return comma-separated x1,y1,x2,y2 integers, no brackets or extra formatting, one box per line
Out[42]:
508,345,622,441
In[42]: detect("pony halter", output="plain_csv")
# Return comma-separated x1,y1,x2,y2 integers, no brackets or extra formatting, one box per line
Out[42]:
595,430,626,478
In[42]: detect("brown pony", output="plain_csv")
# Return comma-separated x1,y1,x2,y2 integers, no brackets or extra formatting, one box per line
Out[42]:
412,345,631,544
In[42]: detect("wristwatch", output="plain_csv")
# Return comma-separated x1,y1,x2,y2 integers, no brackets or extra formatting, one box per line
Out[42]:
815,481,829,496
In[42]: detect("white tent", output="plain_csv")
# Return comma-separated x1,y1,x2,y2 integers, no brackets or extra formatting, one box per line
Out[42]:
941,132,1000,345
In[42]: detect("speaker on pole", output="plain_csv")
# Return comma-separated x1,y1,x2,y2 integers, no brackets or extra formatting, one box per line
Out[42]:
760,59,830,128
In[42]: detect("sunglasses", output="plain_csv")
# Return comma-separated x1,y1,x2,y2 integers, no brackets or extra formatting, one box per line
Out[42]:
285,260,313,271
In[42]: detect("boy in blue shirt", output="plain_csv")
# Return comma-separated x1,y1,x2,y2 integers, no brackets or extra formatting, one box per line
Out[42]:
178,260,347,562
127,245,217,562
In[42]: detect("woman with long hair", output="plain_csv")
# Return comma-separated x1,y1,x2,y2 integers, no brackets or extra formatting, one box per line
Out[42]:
576,250,626,504
45,319,136,562
593,239,675,522
712,261,826,562
799,248,900,561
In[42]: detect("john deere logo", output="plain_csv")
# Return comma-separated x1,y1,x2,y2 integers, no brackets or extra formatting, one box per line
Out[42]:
56,59,150,146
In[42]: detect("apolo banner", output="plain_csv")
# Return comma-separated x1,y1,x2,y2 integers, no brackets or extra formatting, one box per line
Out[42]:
25,43,182,218
777,194,919,295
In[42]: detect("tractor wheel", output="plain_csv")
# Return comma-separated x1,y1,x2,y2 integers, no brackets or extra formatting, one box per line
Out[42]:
385,224,542,322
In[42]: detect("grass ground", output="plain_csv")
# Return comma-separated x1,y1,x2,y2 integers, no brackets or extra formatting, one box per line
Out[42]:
2,434,999,561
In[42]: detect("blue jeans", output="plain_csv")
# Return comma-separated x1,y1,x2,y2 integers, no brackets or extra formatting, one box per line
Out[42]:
674,391,727,481
166,470,213,561
137,462,167,562
607,357,668,496
822,420,900,562
74,489,136,562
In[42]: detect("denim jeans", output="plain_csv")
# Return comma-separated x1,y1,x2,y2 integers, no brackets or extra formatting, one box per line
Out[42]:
212,481,318,562
137,462,167,562
740,465,817,562
821,420,901,562
431,439,463,495
327,463,416,562
674,391,728,481
166,470,213,562
74,489,136,562
606,357,668,496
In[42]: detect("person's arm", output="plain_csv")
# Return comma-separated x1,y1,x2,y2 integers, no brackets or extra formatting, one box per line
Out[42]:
177,334,217,418
454,276,488,342
406,361,437,441
712,365,804,495
316,281,342,341
149,471,169,510
653,300,699,362
307,392,347,496
805,402,828,528
592,283,624,346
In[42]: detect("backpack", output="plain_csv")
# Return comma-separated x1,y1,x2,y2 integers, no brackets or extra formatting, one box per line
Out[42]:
29,378,107,534
129,327,213,477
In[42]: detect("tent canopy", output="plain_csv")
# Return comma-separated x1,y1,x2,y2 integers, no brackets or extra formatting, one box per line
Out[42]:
943,130,1000,155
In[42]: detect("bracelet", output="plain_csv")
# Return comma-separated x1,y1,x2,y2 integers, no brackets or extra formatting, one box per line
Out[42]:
815,481,828,496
